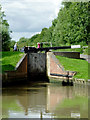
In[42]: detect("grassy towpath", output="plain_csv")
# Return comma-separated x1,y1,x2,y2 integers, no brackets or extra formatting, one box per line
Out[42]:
1,51,24,73
56,56,88,81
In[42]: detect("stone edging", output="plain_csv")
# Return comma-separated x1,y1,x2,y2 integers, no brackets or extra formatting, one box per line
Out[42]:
15,53,27,70
49,75,88,84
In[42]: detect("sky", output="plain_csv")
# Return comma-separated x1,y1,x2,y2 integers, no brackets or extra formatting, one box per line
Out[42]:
1,0,63,42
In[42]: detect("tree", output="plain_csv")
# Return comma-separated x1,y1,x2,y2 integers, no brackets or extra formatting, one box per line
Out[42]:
52,2,89,45
0,4,11,51
10,40,16,49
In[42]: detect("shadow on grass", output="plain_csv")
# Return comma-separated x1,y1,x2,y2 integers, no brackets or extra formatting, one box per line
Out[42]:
2,64,15,73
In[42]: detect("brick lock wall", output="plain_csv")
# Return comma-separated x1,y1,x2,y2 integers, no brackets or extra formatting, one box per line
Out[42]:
50,57,65,75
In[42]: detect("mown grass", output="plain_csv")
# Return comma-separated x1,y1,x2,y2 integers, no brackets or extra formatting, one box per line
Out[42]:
56,56,88,80
1,51,24,73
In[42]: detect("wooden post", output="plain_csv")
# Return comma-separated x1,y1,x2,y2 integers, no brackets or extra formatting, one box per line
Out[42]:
67,71,69,85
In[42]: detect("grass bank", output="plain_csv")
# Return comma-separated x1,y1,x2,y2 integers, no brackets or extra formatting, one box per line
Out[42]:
1,51,24,73
56,56,88,80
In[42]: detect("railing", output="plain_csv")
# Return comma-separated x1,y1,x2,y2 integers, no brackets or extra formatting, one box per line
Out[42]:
24,45,80,53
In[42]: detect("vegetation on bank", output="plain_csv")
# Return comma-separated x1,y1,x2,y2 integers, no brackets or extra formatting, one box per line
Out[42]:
56,56,88,80
1,52,24,73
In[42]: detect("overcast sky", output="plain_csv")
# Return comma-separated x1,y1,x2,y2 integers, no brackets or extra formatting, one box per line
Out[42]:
1,0,63,41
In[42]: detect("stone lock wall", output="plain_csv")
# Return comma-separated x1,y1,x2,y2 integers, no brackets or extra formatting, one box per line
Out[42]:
53,51,80,59
27,53,46,77
46,52,66,77
15,54,27,73
46,52,76,79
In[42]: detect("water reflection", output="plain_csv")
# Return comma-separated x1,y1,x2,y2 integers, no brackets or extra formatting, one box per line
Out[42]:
2,82,88,118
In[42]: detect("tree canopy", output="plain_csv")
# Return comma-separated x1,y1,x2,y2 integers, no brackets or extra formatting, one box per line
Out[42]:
0,4,11,51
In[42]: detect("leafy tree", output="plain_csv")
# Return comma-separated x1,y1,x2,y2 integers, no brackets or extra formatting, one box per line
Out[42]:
0,4,11,51
10,40,16,49
17,37,29,48
52,2,89,45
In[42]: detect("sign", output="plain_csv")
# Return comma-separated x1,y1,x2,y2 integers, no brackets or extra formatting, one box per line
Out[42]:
71,45,81,49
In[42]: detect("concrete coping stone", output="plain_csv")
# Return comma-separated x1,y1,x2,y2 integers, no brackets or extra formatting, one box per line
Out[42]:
15,53,27,70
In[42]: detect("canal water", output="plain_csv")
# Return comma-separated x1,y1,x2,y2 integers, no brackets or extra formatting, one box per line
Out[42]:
2,80,88,119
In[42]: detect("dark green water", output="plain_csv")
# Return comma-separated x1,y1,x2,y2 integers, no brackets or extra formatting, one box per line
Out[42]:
2,81,88,118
